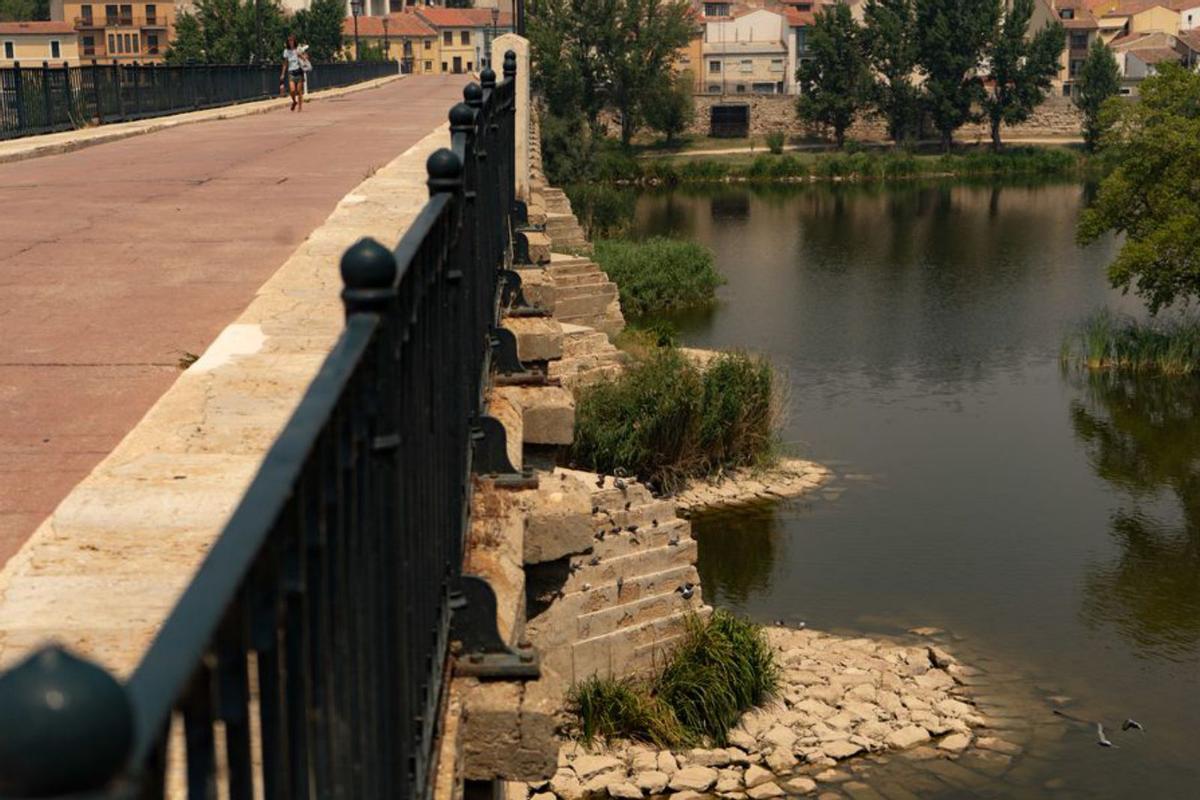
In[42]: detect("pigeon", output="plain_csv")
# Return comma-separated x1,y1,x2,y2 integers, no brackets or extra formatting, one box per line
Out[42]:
652,519,658,528
1121,719,1144,732
581,582,592,591
616,576,624,593
596,474,605,488
587,555,601,566
1096,724,1118,748
627,524,639,533
676,582,695,600
624,501,631,511
614,478,627,491
667,535,680,546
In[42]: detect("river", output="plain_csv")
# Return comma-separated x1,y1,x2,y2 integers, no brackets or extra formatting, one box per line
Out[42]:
629,181,1199,798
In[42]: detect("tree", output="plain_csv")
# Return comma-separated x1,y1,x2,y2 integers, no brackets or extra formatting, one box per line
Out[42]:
294,0,345,63
1075,39,1121,152
0,0,43,21
981,0,1064,151
164,0,288,65
916,0,999,151
1077,65,1200,313
530,0,692,145
796,3,872,149
862,0,920,143
643,71,695,145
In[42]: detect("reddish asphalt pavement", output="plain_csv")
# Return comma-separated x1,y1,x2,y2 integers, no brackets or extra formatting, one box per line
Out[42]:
0,76,467,566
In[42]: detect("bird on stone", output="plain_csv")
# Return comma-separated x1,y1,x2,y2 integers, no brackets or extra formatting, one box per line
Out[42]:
677,582,695,600
587,555,600,566
616,576,624,593
596,474,605,488
1096,724,1118,748
668,535,680,546
1121,719,1144,732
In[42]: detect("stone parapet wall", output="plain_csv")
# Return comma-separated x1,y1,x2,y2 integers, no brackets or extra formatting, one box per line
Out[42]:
685,94,1083,142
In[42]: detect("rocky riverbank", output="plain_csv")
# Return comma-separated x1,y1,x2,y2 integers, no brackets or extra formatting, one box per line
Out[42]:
524,626,1027,800
672,458,832,515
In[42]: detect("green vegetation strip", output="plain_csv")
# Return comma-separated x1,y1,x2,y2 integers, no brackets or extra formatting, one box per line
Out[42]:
571,346,776,493
592,238,724,318
1063,310,1200,376
568,611,779,748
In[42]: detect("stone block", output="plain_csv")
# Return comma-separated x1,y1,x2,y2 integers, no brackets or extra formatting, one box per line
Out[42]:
460,678,558,782
524,472,595,564
523,231,553,265
495,386,575,446
503,316,564,362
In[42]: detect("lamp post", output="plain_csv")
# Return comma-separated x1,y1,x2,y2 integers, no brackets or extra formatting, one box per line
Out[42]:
489,7,498,68
351,0,363,62
382,15,390,64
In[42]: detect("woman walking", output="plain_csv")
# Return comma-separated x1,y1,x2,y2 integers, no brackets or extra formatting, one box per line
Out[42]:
280,34,306,112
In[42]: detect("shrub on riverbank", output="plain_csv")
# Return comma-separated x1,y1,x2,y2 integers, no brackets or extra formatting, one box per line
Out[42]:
593,237,724,317
567,611,778,747
570,346,776,492
1062,310,1200,375
565,184,638,238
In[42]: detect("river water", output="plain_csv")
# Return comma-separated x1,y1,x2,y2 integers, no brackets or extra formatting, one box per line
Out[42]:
630,182,1199,798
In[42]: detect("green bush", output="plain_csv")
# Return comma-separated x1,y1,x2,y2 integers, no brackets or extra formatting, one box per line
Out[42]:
1062,310,1200,375
566,184,637,238
593,237,724,318
566,611,778,747
571,346,776,492
765,131,786,154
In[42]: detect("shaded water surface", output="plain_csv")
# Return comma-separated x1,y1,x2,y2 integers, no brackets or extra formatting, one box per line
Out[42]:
632,182,1199,797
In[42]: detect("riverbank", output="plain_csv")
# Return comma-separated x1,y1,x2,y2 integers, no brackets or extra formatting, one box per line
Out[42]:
529,626,1035,800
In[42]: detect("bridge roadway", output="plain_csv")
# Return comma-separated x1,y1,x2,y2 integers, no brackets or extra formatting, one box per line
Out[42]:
0,75,467,566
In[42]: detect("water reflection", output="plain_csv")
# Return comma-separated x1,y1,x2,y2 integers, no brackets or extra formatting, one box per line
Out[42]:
693,504,781,608
1069,371,1200,659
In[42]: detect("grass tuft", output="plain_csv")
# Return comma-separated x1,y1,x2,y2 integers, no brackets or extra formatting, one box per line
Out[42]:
566,611,778,748
593,237,725,318
1062,310,1200,375
570,346,778,493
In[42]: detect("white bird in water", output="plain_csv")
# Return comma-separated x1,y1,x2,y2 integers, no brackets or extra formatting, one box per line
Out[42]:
1122,719,1144,732
1096,724,1118,748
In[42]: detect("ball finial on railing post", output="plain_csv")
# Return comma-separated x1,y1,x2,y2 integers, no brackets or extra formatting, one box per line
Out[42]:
463,82,483,111
340,238,397,315
503,50,517,81
426,148,464,199
480,67,496,90
0,645,134,796
449,101,475,134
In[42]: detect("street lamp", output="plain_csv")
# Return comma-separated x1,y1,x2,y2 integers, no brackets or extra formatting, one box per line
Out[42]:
382,15,390,64
489,7,498,68
351,0,363,62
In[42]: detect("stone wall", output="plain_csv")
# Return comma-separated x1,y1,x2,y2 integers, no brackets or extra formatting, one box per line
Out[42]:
685,94,1084,142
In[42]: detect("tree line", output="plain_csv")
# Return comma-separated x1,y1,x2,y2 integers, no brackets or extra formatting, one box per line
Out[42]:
166,0,346,66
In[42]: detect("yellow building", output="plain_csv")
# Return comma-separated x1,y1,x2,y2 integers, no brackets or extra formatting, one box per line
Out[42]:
0,21,80,65
414,6,480,74
343,13,439,74
49,1,175,62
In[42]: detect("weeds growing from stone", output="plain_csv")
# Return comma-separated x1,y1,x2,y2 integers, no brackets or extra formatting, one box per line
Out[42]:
566,611,778,748
592,237,724,318
570,346,777,492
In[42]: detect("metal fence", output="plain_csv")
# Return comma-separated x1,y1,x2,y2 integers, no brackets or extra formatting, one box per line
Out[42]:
0,52,529,800
0,60,396,140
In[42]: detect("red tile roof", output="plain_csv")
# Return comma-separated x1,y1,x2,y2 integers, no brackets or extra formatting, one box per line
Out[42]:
0,21,75,35
343,14,437,38
784,8,817,25
414,6,513,28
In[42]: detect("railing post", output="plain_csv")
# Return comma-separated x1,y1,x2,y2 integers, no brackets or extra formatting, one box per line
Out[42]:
12,61,25,131
131,60,141,116
61,61,73,128
112,60,124,121
41,61,52,130
91,58,102,123
0,645,134,796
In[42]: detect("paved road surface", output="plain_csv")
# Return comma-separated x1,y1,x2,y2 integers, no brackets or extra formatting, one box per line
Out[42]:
0,75,466,566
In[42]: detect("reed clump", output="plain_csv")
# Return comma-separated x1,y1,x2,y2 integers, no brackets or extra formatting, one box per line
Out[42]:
1062,310,1200,375
593,237,724,318
566,611,778,747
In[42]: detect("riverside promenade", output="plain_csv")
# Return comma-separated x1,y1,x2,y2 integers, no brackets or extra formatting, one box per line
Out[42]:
0,75,465,567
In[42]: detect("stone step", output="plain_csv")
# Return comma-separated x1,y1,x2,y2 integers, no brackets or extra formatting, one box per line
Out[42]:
589,478,655,508
596,499,679,531
561,327,615,358
553,270,610,288
502,316,563,362
562,540,698,594
551,362,626,391
553,292,619,321
570,609,696,679
492,385,575,446
547,260,599,277
589,518,691,560
554,282,616,303
576,584,701,641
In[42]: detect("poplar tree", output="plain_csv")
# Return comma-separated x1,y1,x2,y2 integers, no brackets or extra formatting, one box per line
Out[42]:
796,2,872,149
982,0,1064,151
862,0,920,143
915,0,999,151
1075,40,1121,151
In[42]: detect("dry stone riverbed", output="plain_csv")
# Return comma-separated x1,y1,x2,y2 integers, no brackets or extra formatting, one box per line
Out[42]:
526,626,1052,800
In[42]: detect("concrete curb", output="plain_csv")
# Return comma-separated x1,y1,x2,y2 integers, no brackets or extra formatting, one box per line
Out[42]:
0,74,403,165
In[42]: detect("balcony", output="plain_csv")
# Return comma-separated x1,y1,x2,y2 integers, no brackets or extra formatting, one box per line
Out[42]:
74,16,168,30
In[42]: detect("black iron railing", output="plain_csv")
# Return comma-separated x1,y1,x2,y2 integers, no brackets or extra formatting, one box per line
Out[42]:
0,60,396,141
0,52,528,799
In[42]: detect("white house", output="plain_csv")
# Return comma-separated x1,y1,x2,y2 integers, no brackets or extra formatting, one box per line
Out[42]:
702,8,790,94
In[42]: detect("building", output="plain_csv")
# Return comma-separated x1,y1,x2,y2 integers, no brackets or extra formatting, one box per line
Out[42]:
1111,28,1192,91
342,13,438,73
0,21,80,65
48,1,174,62
411,7,512,73
1046,0,1102,96
783,4,817,95
701,7,790,95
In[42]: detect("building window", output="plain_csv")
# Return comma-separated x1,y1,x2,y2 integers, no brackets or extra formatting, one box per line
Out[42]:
461,31,469,45
443,31,452,45
1070,32,1088,49
82,35,95,55
739,58,752,73
119,4,132,24
133,34,139,52
707,84,720,92
108,33,115,53
147,33,158,54
1062,82,1072,96
1059,8,1074,19
50,40,61,59
145,3,156,23
3,41,12,59
424,60,432,71
81,5,93,23
467,61,472,70
796,28,808,54
709,59,720,73
105,4,117,24
424,39,431,50
703,2,730,15
736,83,746,93
769,58,783,72
441,61,447,71
1069,58,1084,77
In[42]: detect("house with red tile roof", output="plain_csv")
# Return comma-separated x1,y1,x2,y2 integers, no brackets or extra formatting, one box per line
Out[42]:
342,13,437,73
0,21,79,65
